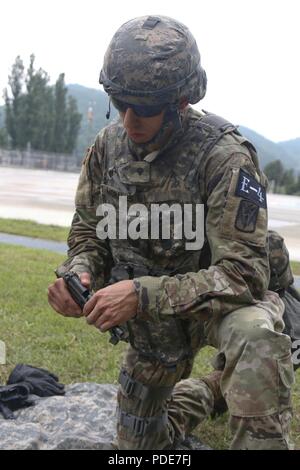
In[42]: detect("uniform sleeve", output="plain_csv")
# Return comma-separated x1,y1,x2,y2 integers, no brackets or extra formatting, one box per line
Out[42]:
133,141,270,322
56,130,113,290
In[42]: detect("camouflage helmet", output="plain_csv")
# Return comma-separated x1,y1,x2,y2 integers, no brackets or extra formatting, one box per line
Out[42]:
99,15,207,107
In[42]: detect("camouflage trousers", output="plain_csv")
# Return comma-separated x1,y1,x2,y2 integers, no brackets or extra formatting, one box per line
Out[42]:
116,291,294,450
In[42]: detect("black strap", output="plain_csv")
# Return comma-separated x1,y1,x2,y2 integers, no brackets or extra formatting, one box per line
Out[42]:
119,369,173,402
118,409,168,437
198,112,241,161
200,112,240,134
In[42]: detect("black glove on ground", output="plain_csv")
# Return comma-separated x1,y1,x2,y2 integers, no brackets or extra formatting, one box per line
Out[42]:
7,364,65,397
0,383,33,419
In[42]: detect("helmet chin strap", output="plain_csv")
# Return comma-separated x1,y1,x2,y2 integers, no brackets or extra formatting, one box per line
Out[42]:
106,97,111,120
128,104,183,152
138,104,182,145
164,104,183,133
148,104,183,145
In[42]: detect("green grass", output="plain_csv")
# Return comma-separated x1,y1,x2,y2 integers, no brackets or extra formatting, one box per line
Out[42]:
0,242,299,450
1,217,300,277
0,218,69,242
291,261,300,276
0,244,123,384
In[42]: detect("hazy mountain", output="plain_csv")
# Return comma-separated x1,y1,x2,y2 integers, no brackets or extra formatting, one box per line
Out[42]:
68,84,299,171
277,138,300,170
238,126,300,171
67,83,118,158
0,83,299,173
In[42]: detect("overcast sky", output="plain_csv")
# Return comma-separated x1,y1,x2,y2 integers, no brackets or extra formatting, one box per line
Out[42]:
1,0,299,142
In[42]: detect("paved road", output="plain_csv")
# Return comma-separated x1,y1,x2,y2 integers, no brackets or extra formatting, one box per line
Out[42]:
0,167,300,260
0,167,77,226
0,232,68,254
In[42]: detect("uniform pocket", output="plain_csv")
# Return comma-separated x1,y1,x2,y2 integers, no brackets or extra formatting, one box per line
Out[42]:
164,271,230,308
277,353,295,389
277,351,295,414
213,327,293,417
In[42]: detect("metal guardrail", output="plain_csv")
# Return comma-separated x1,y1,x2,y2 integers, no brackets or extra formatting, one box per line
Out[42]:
0,148,81,172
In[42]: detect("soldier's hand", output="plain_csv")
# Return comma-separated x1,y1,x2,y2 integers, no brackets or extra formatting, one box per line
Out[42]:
48,272,91,318
83,280,138,331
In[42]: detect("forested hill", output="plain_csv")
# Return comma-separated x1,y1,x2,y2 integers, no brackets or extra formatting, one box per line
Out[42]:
278,137,300,170
1,82,299,171
238,126,300,172
68,84,300,170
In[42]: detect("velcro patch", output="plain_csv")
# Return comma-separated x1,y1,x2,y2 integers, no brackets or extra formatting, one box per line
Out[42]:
118,162,151,185
235,169,267,208
235,200,259,232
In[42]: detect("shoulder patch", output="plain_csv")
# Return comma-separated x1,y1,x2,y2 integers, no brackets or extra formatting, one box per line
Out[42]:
235,200,259,232
235,169,267,209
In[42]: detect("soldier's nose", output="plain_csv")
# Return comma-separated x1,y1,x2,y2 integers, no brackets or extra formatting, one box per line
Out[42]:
123,107,139,127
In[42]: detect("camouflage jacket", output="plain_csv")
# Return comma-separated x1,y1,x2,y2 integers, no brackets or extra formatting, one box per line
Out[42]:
57,107,270,322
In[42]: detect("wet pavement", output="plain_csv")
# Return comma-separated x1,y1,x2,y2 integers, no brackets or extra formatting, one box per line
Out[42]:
0,167,300,260
0,167,77,226
0,232,67,254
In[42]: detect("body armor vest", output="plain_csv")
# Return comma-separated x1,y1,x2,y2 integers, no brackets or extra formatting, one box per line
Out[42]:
99,108,261,366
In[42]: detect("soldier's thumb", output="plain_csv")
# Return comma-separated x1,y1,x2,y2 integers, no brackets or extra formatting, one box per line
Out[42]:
80,272,91,288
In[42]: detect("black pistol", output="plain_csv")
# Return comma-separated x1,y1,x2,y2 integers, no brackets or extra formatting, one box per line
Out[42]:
61,271,128,345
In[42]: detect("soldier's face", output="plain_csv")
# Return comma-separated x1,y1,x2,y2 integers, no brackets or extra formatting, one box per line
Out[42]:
120,108,165,143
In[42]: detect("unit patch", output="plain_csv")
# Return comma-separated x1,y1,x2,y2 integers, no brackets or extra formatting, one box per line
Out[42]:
235,200,259,232
235,169,267,209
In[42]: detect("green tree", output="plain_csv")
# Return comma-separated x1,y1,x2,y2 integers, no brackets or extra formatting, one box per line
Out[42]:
4,56,25,148
281,169,295,194
264,160,284,192
65,95,82,153
296,175,300,195
0,128,9,148
51,73,68,153
4,56,82,154
25,54,54,151
289,174,300,195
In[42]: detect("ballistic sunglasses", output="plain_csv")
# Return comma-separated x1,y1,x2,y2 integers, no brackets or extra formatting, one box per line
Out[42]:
111,97,166,118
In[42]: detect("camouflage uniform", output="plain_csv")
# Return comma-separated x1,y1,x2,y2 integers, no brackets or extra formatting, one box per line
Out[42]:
56,16,294,450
